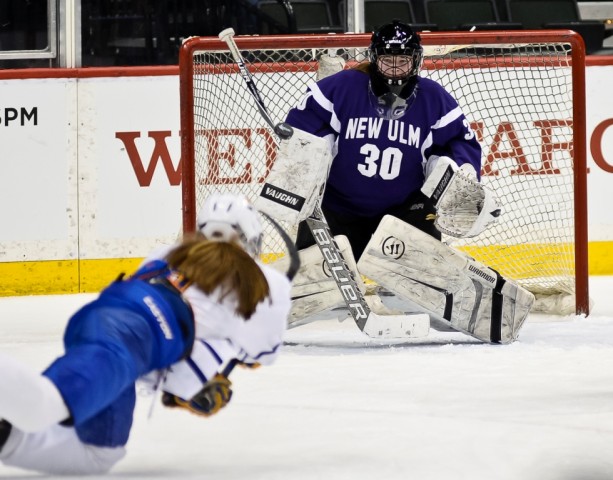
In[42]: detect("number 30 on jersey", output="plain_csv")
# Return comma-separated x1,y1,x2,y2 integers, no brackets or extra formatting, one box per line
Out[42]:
357,143,403,180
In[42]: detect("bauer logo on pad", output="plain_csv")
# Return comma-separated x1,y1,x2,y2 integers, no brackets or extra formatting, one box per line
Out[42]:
260,183,306,211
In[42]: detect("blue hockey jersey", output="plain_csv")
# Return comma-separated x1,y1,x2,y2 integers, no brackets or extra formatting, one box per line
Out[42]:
285,68,482,217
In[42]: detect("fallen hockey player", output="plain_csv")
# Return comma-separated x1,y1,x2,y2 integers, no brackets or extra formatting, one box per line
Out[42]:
0,194,294,475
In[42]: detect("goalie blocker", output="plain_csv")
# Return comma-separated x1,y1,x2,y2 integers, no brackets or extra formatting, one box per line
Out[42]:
254,128,333,225
357,215,535,344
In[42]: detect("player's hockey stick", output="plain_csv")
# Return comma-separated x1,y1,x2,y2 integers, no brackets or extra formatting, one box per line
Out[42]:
222,212,300,378
218,29,428,339
262,211,301,281
218,28,294,140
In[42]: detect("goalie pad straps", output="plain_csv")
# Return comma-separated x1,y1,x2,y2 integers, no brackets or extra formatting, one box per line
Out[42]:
421,156,501,238
269,235,365,326
357,215,535,344
254,128,333,224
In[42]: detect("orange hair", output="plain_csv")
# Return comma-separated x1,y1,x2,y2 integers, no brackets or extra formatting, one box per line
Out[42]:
165,236,270,320
353,61,371,75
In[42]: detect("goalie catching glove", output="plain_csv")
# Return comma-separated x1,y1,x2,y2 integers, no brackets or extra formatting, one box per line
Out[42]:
421,156,501,238
162,374,232,417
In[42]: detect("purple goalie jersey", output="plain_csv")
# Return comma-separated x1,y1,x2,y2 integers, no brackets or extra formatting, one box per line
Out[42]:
285,68,482,217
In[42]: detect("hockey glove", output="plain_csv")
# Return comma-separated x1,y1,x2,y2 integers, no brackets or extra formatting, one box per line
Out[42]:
162,374,232,417
238,361,261,369
421,156,501,238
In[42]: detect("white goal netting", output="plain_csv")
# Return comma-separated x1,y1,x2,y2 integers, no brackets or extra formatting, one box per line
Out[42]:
179,31,589,315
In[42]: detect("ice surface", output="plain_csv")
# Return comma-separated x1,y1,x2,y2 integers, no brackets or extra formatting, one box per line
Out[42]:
1,277,613,479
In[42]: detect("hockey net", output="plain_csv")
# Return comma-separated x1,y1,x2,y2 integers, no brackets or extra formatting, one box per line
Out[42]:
179,31,589,316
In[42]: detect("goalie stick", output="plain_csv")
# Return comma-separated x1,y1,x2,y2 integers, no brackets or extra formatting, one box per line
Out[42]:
306,205,429,338
218,28,294,140
219,29,428,339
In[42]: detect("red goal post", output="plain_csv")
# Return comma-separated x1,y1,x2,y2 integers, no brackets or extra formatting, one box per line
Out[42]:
179,30,589,316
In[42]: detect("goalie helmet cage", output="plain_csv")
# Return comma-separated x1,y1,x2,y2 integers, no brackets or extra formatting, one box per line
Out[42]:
179,30,589,316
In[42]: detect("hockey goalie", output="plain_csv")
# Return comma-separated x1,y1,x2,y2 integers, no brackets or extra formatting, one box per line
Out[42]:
257,122,534,343
256,21,535,343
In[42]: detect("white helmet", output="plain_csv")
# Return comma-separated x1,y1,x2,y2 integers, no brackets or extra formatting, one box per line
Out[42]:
196,193,263,257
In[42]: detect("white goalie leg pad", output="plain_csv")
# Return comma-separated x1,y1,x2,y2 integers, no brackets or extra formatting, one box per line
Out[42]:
269,236,364,326
255,127,333,224
270,235,407,328
357,215,535,344
421,156,501,238
271,234,431,338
